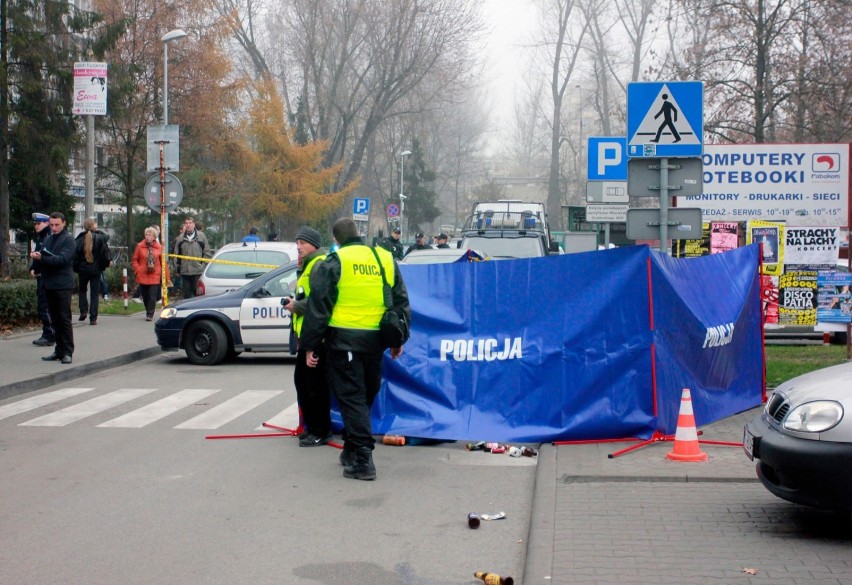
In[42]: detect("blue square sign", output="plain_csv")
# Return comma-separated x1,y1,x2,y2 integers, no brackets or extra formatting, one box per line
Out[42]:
627,81,703,158
587,137,627,180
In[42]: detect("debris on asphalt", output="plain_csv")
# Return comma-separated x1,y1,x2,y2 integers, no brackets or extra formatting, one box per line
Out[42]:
381,434,406,446
467,512,481,529
474,570,514,584
478,511,506,521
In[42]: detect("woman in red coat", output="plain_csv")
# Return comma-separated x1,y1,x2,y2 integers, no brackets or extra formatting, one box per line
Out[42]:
132,227,168,321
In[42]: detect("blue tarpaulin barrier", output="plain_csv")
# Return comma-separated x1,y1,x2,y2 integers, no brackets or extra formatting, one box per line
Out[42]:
350,244,762,443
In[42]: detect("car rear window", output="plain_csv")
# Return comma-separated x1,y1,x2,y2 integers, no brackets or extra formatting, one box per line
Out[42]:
205,250,292,279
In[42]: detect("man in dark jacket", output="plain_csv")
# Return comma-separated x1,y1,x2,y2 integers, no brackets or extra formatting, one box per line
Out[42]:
404,232,431,257
380,227,404,260
173,217,212,298
29,212,55,346
300,218,410,480
29,212,76,364
434,233,451,249
281,226,331,447
73,217,111,325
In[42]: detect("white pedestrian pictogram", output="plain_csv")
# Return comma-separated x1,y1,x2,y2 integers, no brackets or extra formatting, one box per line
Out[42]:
629,83,700,148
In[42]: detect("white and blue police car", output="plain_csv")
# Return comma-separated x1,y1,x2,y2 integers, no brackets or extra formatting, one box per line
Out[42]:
155,261,298,365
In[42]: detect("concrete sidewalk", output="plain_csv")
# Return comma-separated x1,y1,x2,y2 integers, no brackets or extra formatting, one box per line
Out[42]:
0,310,161,400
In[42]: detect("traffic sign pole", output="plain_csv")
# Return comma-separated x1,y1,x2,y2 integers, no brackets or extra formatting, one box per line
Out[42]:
660,158,669,254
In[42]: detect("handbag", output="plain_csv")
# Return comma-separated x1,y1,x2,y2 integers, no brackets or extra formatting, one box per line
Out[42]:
369,246,410,349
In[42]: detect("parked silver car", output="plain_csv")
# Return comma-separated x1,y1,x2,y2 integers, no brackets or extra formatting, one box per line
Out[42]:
743,360,852,511
197,241,297,296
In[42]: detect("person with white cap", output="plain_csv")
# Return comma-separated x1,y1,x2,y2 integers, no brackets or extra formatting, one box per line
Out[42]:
29,212,55,347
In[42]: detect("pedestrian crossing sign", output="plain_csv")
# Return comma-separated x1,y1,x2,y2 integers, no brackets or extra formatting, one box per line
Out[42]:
627,81,703,158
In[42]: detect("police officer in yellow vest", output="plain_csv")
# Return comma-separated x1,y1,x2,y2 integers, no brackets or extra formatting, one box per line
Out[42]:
282,226,332,447
300,218,411,480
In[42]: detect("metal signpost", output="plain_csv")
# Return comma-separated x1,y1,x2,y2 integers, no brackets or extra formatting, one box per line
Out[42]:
627,158,703,198
627,81,704,253
353,198,370,235
586,137,630,248
626,208,704,241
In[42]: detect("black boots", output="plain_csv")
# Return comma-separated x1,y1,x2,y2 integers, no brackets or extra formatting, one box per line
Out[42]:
339,444,356,468
342,447,376,481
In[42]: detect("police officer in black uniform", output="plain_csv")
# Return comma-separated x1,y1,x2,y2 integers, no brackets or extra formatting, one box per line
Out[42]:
404,232,431,257
380,227,405,260
300,218,410,480
29,212,55,346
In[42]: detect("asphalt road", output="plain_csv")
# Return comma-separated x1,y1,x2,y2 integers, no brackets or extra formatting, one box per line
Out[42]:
0,353,535,585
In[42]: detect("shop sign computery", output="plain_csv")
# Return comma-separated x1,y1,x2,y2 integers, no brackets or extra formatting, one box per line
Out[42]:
681,144,849,227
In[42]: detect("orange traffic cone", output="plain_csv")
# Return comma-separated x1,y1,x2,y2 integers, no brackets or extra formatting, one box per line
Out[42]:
666,388,708,462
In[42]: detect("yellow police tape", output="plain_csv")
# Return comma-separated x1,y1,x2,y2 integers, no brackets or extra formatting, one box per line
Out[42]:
167,253,280,269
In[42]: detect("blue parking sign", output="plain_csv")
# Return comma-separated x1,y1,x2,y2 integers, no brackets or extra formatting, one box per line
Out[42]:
353,198,370,215
588,137,627,180
627,81,703,158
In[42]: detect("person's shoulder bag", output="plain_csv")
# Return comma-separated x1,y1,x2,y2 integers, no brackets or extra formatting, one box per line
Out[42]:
369,246,410,349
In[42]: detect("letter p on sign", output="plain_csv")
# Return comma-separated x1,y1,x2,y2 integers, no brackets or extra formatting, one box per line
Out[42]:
587,137,627,181
353,198,370,215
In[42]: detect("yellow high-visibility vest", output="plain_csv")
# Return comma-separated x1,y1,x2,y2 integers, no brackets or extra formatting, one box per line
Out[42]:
292,253,326,337
328,245,395,330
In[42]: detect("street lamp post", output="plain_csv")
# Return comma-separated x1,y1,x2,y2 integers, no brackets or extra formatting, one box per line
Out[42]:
162,29,187,126
399,150,412,241
160,29,187,304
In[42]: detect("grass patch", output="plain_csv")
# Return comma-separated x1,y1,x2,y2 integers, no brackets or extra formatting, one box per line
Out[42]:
97,298,147,316
765,345,849,388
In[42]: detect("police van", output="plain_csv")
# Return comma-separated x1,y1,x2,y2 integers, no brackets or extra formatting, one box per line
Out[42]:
458,200,555,259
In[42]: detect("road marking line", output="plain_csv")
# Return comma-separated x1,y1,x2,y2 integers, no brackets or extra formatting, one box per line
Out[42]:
0,388,97,422
20,388,158,427
98,389,221,428
175,390,282,429
257,401,299,431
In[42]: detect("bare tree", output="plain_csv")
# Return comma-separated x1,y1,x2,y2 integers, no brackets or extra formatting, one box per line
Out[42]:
534,0,589,230
659,0,813,143
266,0,483,193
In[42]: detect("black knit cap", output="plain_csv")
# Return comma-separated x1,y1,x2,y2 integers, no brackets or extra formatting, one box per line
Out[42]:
295,226,322,249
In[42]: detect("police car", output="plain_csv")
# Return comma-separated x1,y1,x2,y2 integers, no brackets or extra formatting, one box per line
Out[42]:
155,261,298,365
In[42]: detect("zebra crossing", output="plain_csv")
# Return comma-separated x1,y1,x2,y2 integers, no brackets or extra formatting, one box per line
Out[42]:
0,386,299,431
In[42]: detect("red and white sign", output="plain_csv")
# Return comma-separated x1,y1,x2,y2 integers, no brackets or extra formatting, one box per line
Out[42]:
73,62,108,116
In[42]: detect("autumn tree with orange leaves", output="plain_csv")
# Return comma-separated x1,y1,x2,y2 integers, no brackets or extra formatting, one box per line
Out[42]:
232,78,357,239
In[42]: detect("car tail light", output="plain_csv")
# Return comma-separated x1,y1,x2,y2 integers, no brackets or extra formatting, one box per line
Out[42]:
196,280,205,296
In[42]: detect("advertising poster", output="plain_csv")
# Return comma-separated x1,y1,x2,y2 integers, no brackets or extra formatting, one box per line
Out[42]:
760,274,779,324
72,62,108,116
817,271,852,323
710,222,740,254
778,269,818,325
671,223,709,258
681,143,850,227
747,220,785,275
784,226,840,265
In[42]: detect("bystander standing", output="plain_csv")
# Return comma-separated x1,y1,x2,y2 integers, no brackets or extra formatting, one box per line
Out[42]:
29,212,76,364
173,217,211,298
